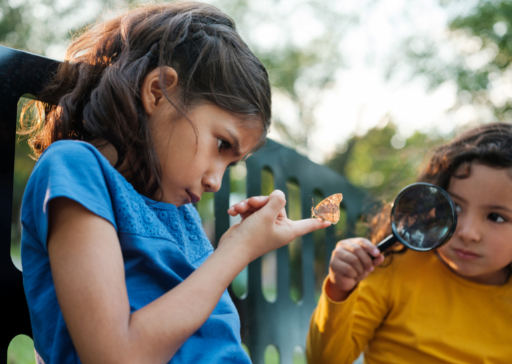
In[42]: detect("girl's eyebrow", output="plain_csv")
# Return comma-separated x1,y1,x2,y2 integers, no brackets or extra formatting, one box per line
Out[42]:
448,192,466,202
225,128,241,157
450,192,512,213
483,205,512,213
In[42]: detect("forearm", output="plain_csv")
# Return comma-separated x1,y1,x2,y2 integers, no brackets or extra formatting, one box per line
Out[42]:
49,198,251,364
306,280,363,364
325,278,354,302
124,242,248,363
51,193,328,364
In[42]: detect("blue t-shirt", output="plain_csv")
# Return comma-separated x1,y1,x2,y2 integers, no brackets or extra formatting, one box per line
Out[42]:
21,140,250,364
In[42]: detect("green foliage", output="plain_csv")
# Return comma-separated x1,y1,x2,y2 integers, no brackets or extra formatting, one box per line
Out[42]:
0,0,98,56
11,97,38,268
264,345,280,364
210,0,351,152
396,0,512,122
8,335,35,364
327,122,445,202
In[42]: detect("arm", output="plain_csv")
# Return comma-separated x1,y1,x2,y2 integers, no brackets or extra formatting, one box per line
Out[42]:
306,239,388,364
48,190,329,364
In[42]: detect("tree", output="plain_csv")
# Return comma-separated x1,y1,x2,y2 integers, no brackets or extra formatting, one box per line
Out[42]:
389,0,512,123
209,0,353,154
0,0,102,56
327,121,445,203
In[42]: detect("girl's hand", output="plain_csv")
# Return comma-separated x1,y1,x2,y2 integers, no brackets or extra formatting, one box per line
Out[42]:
220,190,331,263
326,238,385,302
227,195,270,220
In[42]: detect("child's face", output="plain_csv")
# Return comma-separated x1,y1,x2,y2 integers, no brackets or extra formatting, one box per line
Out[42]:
149,101,262,206
437,163,512,285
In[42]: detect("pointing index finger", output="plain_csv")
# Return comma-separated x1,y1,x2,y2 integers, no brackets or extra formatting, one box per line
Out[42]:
291,218,331,238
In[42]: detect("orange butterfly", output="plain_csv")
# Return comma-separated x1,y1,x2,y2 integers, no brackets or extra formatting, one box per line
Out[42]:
311,193,343,224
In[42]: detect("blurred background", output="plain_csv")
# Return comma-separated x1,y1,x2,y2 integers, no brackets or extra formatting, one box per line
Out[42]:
4,0,512,363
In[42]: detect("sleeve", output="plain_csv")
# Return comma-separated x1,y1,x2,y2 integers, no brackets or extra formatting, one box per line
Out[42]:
21,141,117,251
306,266,393,364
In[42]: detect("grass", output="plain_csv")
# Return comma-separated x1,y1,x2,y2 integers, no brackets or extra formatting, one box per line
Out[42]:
7,335,309,364
7,335,35,364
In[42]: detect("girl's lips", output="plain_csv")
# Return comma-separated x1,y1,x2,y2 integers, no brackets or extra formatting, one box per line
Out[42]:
186,190,201,203
453,248,481,260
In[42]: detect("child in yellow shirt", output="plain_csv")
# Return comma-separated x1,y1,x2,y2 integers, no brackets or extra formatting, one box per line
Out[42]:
307,123,512,364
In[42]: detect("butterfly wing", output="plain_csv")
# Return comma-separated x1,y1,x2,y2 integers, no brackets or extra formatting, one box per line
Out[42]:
312,193,343,224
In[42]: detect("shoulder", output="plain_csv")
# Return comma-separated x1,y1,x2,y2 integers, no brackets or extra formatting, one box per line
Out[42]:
22,141,118,244
363,250,430,287
37,140,108,171
29,140,115,193
380,249,430,272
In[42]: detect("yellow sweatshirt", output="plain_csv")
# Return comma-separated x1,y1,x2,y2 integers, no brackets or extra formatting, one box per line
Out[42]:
306,250,512,364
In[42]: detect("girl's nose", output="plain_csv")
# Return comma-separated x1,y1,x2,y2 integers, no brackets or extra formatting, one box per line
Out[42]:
456,216,481,244
202,171,222,193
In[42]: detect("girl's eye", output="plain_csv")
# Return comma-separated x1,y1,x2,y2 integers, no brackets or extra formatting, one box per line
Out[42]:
455,203,462,214
488,213,506,223
217,138,231,152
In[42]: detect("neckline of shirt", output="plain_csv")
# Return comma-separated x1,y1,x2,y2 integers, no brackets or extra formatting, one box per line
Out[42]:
429,251,512,291
55,140,186,211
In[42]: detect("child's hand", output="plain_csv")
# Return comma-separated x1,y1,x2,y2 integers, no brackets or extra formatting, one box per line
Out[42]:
220,190,331,263
227,195,270,219
326,238,385,302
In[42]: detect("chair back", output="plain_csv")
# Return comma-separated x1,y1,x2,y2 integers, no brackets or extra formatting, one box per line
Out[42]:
0,46,367,364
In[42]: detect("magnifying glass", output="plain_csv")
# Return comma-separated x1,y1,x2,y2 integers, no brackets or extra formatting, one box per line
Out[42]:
375,182,458,254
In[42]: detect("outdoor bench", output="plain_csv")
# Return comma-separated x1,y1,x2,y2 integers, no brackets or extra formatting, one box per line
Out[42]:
0,45,367,364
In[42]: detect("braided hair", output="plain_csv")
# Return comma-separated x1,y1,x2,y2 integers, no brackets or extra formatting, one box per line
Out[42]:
20,2,271,198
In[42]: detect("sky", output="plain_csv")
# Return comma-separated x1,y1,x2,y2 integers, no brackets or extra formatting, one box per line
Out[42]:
40,0,478,163
225,0,478,163
267,0,468,162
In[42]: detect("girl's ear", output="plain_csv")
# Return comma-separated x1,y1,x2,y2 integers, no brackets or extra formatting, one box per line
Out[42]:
140,66,179,118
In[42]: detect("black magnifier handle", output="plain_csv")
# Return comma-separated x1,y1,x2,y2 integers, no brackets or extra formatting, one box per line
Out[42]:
369,234,398,259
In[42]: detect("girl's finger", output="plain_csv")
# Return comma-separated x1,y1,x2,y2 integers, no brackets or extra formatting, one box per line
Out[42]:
290,218,330,238
228,199,251,216
229,196,270,217
373,254,385,266
239,197,270,219
347,240,376,272
277,206,288,219
347,238,381,261
261,190,287,220
331,259,358,279
239,198,269,218
337,246,365,276
228,199,247,216
247,196,269,209
359,239,381,259
240,209,259,220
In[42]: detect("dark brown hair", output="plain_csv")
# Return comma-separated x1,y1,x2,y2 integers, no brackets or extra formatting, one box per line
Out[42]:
369,122,512,257
19,1,271,197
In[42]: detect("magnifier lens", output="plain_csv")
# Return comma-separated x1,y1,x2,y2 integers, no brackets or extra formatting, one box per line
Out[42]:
393,185,455,251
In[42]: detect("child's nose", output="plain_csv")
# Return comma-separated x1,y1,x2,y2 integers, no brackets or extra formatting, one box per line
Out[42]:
202,171,222,193
456,215,481,243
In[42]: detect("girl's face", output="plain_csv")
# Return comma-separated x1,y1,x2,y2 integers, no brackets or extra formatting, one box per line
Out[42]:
437,163,512,285
140,67,263,207
149,101,262,206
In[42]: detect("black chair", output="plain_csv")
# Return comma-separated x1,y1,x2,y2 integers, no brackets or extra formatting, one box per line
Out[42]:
0,45,367,364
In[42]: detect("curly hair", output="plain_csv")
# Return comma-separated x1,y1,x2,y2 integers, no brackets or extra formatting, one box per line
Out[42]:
19,2,271,198
369,122,512,260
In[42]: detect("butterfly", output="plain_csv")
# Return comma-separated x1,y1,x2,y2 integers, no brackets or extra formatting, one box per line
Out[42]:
311,193,343,224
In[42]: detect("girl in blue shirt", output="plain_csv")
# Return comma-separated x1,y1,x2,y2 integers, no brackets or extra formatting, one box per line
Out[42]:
19,3,331,363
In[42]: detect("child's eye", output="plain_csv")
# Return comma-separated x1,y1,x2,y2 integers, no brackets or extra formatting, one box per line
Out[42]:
217,138,231,152
488,213,506,223
455,203,462,214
